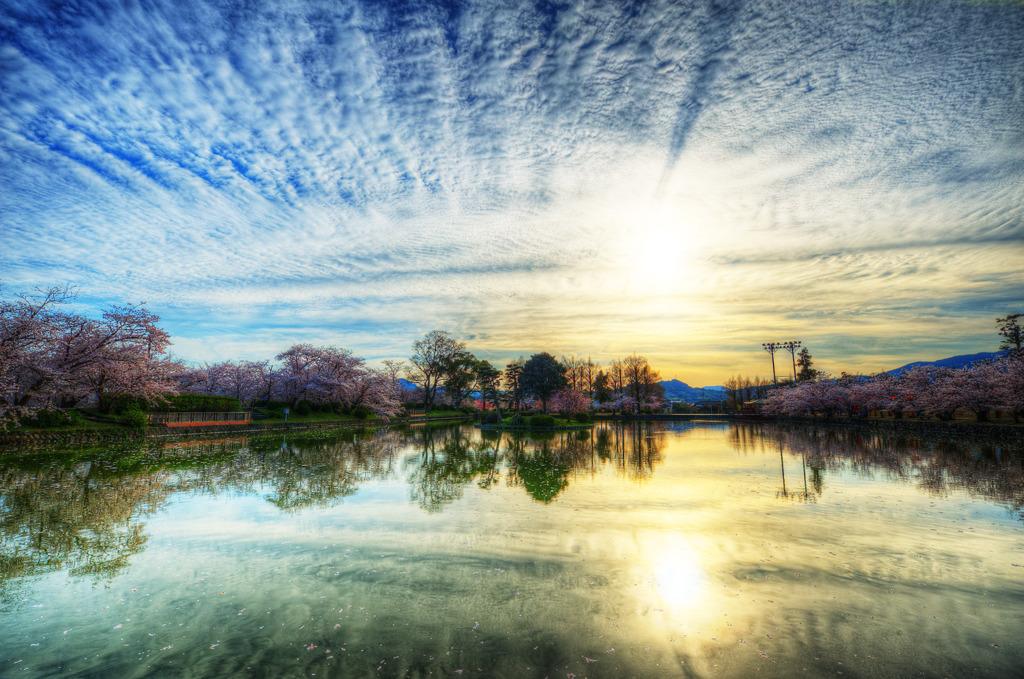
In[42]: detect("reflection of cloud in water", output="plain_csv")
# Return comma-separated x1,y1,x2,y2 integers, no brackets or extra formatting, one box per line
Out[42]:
3,422,1024,677
0,424,666,590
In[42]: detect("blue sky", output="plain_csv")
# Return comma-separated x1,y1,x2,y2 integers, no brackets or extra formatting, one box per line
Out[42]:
2,0,1022,384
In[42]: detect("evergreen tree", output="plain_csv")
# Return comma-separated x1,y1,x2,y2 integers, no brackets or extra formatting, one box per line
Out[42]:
996,314,1023,358
796,347,819,381
521,352,566,413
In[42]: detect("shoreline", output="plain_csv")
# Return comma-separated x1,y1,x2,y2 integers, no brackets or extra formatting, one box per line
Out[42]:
0,414,474,449
3,412,1021,450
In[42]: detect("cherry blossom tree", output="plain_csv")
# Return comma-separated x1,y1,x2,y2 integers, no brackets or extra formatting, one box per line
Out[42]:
765,358,1018,423
276,344,364,407
62,304,177,412
2,283,182,425
270,344,400,419
338,368,401,418
996,355,1024,421
608,392,638,414
551,387,591,416
1,284,74,427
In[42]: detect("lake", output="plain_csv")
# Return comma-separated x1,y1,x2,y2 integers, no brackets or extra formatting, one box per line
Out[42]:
1,421,1022,678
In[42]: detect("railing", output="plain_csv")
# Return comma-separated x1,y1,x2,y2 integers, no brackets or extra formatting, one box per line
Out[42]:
148,412,252,426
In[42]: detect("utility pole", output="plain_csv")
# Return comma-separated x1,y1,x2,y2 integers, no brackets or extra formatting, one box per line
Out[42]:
762,342,782,386
782,341,801,381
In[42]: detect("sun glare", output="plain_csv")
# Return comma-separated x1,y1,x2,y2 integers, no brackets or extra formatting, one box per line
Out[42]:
649,540,707,611
620,204,702,289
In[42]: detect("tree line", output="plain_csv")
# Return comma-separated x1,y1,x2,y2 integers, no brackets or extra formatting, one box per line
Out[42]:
763,315,1024,421
722,347,820,409
403,330,664,418
1,284,665,429
1,285,176,429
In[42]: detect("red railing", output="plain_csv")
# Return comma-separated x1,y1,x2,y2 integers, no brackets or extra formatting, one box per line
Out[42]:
148,412,251,427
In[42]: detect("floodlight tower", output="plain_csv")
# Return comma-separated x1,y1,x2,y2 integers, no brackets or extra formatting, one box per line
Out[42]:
762,342,783,386
782,341,802,381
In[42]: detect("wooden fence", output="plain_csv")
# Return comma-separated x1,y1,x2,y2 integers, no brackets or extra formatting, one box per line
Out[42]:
148,412,252,427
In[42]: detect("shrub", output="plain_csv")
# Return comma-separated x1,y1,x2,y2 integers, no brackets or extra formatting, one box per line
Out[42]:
111,395,150,414
573,412,591,423
529,414,556,427
294,401,313,417
352,406,371,419
506,412,524,427
24,409,82,428
121,409,149,429
480,412,500,424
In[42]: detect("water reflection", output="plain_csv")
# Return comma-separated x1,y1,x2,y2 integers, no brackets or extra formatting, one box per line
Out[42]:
0,431,402,592
0,424,669,590
729,423,1024,519
1,422,1023,678
4,422,1023,594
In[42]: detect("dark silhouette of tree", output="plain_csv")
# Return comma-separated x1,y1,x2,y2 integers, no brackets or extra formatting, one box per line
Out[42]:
474,359,503,421
503,359,525,411
440,348,478,408
521,352,566,413
593,370,612,403
796,347,819,381
996,314,1023,358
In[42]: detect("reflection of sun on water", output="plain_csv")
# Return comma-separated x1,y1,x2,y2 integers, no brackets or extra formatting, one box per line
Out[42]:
648,540,707,613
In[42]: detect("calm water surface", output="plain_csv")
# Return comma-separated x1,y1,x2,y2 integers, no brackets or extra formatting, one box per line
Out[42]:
1,422,1023,678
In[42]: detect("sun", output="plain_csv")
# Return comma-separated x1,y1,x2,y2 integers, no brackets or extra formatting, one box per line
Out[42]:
619,203,704,289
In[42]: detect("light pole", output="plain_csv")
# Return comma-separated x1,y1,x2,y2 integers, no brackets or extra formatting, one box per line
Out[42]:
782,341,801,382
762,342,782,386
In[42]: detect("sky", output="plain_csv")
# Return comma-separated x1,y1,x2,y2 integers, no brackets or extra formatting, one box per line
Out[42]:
2,0,1023,386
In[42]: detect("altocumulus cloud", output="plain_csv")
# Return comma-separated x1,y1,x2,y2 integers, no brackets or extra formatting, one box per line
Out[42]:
1,0,1022,382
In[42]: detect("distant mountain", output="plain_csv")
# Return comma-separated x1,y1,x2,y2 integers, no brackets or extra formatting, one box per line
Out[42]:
885,351,1006,376
659,379,727,402
402,377,725,403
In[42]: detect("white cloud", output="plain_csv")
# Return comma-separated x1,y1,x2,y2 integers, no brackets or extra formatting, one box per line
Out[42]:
1,0,1022,383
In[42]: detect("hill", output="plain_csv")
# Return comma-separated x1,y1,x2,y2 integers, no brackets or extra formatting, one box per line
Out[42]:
659,379,727,402
885,351,1006,376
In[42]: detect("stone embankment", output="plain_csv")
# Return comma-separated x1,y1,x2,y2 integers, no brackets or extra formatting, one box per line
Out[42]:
0,414,473,449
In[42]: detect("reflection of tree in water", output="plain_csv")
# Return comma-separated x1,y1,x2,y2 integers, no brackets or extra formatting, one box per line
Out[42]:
0,429,404,592
612,422,663,480
0,453,162,590
509,424,664,501
728,423,1024,519
262,431,402,511
508,438,571,504
408,427,501,512
0,424,670,591
773,444,818,503
405,423,666,506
